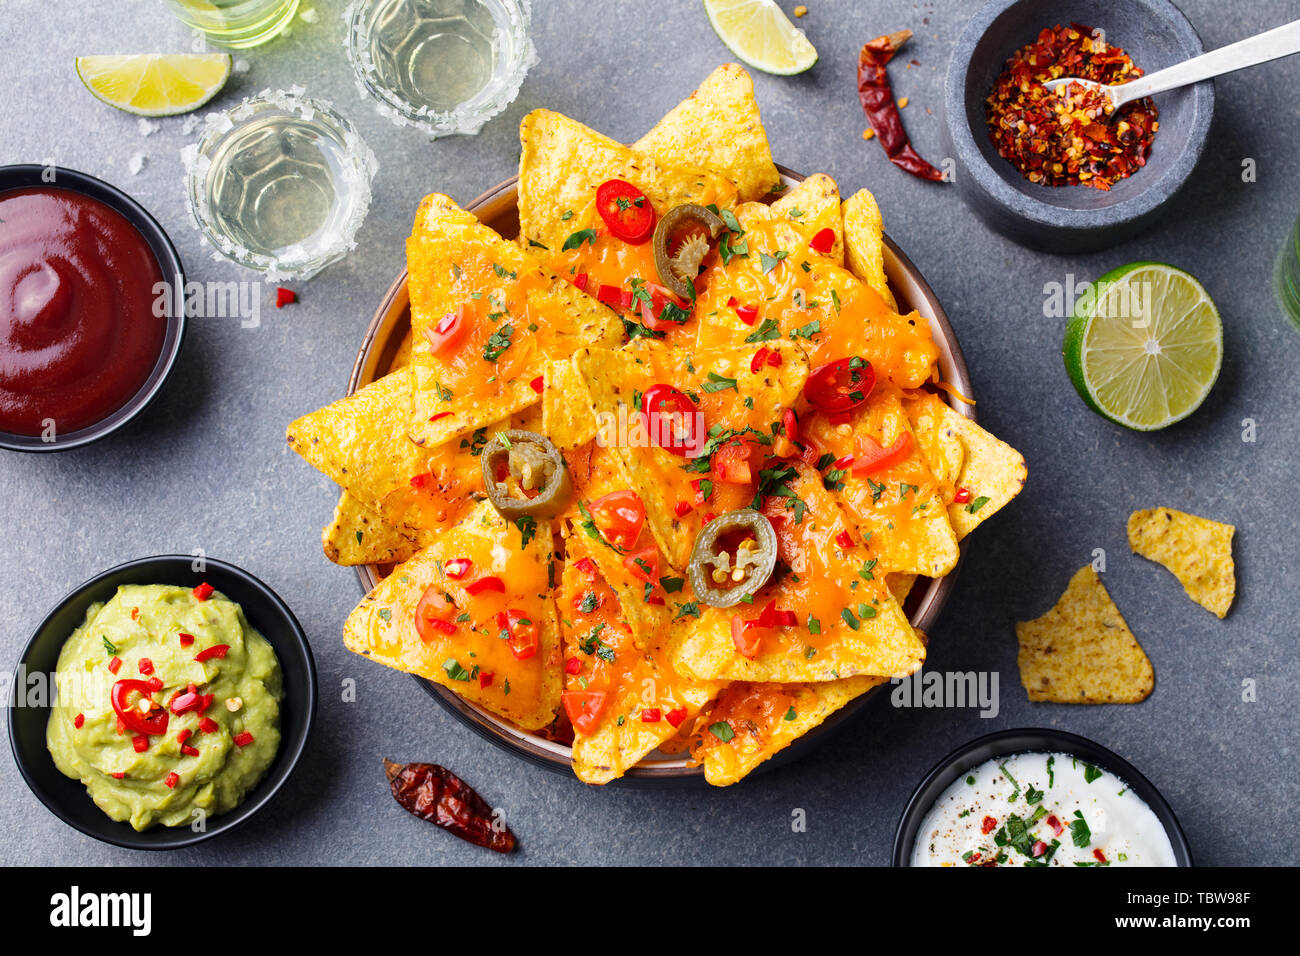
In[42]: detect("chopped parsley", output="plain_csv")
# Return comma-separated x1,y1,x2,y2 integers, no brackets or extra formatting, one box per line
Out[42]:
562,228,597,251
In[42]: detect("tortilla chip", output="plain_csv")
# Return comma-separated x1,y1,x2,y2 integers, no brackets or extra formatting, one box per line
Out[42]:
842,189,896,310
542,356,596,449
390,328,415,371
405,192,622,448
771,173,843,266
1016,566,1154,704
343,500,562,730
803,386,960,578
904,392,1026,540
633,64,780,202
694,677,884,785
1127,508,1235,618
323,492,417,567
560,532,718,784
518,109,739,250
287,371,425,512
669,462,925,683
887,573,917,607
573,339,809,571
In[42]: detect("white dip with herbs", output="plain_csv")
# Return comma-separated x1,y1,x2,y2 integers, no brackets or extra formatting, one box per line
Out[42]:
910,751,1177,867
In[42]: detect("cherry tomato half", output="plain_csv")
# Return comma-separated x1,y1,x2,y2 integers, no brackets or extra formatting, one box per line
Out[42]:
589,490,646,549
497,609,539,660
641,384,703,457
562,690,609,736
415,585,456,643
804,357,876,413
595,179,656,244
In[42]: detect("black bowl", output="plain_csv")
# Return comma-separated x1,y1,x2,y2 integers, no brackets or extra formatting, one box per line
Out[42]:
944,0,1214,253
8,555,317,849
0,164,187,452
892,728,1193,866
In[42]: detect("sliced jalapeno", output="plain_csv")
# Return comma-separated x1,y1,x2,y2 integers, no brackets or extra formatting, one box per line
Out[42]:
653,203,726,300
687,508,778,608
481,430,572,520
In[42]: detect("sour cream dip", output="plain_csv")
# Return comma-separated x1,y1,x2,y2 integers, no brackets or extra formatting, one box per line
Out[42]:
910,751,1177,867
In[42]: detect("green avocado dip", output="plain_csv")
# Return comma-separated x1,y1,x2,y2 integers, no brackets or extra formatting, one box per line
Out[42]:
46,583,282,831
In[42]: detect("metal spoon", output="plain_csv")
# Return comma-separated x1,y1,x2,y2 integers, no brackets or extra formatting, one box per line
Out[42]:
1043,19,1300,110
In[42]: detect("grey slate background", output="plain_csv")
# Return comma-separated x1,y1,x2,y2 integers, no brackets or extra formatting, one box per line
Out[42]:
2,0,1297,866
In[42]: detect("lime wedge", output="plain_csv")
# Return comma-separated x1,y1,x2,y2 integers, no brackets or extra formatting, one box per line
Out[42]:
703,0,819,75
1063,262,1222,431
76,54,232,117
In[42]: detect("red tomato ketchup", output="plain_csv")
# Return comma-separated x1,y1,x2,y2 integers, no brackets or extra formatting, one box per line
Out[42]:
0,187,166,435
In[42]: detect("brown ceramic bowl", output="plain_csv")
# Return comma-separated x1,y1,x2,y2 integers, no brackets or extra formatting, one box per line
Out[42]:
350,168,975,784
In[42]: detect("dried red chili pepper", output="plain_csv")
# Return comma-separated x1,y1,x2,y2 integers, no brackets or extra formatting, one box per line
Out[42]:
858,30,944,182
383,759,517,854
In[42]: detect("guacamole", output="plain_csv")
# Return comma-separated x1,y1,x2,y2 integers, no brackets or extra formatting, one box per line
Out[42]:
46,583,282,831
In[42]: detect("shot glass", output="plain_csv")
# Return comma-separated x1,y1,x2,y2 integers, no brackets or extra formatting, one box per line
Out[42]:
182,89,379,281
344,0,537,137
163,0,301,49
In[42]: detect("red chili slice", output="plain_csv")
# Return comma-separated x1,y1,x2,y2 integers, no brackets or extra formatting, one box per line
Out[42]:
808,227,836,254
178,632,194,647
639,282,690,331
572,272,589,291
665,706,688,728
782,407,800,446
562,690,609,736
444,558,473,579
198,717,219,734
851,431,912,477
107,656,122,674
424,305,470,358
805,358,876,413
589,490,646,549
233,732,255,748
641,708,661,723
132,735,149,753
751,347,770,373
728,296,759,326
835,530,854,549
415,585,456,643
479,671,494,689
953,487,972,504
465,576,506,595
597,283,633,310
74,713,85,729
574,557,597,575
641,383,703,457
192,583,214,602
275,287,297,308
564,656,583,676
530,375,544,394
111,679,169,736
170,692,201,715
137,658,154,676
194,644,230,663
595,179,656,244
674,500,693,517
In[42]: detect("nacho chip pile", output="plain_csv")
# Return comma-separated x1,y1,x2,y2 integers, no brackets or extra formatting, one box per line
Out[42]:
287,66,1027,786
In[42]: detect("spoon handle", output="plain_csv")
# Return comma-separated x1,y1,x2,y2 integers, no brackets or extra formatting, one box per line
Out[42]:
1120,19,1300,103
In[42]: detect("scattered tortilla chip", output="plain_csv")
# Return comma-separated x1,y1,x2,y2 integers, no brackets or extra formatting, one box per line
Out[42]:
633,64,780,202
518,109,739,251
1016,566,1154,704
1127,508,1235,618
771,173,844,266
287,371,425,513
669,462,925,683
405,192,622,449
803,385,960,578
573,339,809,571
560,532,718,784
904,392,1026,540
323,492,417,567
693,677,884,785
343,500,562,730
542,356,596,449
842,188,896,310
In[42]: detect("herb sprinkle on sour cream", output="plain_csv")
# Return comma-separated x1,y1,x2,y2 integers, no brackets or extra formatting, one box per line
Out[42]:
910,752,1177,867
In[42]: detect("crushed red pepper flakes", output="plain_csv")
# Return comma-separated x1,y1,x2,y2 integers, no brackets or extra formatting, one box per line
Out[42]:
986,23,1158,190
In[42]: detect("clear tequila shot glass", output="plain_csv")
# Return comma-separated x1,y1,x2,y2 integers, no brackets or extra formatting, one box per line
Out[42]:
163,0,301,49
182,89,379,281
344,0,536,137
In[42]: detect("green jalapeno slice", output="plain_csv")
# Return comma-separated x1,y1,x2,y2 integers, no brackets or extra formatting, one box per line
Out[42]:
480,430,572,520
686,508,778,608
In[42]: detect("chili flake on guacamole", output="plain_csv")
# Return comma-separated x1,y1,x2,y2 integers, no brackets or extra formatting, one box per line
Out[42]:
46,583,282,831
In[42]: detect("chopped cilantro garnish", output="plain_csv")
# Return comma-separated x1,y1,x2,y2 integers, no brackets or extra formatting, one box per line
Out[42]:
561,228,597,251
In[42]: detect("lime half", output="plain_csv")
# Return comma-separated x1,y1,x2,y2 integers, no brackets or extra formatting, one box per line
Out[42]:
76,54,232,117
703,0,819,75
1063,262,1222,431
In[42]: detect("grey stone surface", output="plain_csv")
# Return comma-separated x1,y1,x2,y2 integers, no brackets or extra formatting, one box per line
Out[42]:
1,0,1297,866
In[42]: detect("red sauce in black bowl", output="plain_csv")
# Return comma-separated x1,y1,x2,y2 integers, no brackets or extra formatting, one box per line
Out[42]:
0,187,166,436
